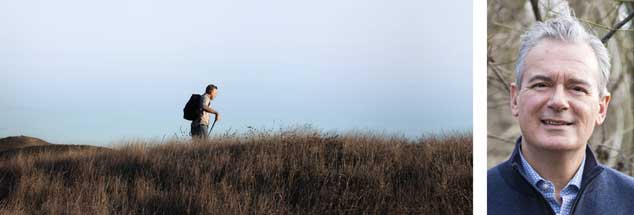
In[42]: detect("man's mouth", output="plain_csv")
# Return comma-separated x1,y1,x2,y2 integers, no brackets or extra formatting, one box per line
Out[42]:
541,119,574,126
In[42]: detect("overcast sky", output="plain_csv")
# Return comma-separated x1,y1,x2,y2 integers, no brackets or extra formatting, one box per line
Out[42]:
1,0,472,145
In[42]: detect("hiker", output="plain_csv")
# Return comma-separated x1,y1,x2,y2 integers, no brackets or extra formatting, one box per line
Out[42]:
191,84,220,139
488,12,634,215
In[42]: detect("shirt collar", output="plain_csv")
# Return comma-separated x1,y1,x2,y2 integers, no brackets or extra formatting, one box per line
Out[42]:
518,145,585,190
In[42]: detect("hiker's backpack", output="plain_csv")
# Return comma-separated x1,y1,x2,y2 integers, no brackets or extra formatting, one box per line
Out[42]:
183,94,202,121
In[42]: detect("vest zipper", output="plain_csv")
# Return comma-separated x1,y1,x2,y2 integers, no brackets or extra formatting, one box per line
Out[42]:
569,169,601,215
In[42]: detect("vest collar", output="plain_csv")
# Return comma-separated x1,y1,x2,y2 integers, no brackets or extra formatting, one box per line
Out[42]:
501,136,604,194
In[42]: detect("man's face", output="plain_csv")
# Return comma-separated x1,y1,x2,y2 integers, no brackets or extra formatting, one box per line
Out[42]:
210,88,218,100
510,38,611,152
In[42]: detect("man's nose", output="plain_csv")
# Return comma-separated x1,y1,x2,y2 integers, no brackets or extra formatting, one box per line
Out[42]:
547,85,570,112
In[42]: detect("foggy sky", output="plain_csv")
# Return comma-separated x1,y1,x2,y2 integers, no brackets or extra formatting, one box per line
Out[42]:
0,0,472,145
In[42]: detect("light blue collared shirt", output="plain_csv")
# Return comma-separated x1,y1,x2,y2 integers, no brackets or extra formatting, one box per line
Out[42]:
519,147,585,215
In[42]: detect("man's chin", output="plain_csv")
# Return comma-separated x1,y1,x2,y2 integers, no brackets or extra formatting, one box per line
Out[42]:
531,136,582,151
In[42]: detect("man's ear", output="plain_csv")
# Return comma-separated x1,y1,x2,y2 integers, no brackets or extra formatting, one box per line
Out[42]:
596,93,611,125
510,83,519,118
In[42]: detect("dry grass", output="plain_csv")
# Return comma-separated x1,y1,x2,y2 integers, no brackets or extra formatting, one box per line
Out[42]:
0,128,471,214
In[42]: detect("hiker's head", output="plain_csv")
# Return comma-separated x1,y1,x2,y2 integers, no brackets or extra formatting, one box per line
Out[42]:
206,84,218,99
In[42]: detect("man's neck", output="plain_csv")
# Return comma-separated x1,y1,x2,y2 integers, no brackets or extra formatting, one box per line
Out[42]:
520,140,586,192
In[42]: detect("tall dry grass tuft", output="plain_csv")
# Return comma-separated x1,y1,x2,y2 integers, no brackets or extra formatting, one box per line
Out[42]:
0,128,471,214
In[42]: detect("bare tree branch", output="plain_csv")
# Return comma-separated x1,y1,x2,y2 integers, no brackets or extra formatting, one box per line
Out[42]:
491,22,522,32
488,55,518,66
530,0,542,22
488,60,511,94
578,18,634,31
602,11,634,43
488,134,515,143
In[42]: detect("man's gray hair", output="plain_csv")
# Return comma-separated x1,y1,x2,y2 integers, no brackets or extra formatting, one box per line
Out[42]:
515,14,611,96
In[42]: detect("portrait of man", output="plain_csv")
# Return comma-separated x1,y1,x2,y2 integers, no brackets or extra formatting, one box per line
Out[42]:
487,11,634,215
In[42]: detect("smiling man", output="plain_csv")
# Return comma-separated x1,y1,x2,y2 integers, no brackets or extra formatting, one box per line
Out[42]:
488,14,634,215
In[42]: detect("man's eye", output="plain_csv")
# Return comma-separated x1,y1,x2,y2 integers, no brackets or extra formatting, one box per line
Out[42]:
572,86,589,94
530,83,547,88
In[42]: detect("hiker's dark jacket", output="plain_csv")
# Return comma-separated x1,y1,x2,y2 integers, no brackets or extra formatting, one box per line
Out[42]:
488,138,634,215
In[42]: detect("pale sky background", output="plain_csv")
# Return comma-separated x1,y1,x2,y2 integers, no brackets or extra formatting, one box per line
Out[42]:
1,0,472,146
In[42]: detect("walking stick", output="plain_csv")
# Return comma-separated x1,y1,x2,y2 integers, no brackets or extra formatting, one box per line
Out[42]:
208,118,217,136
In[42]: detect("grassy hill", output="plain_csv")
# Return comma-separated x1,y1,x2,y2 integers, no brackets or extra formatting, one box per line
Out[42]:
0,135,51,151
0,129,471,214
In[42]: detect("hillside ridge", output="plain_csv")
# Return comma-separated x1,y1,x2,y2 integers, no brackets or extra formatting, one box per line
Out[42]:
0,135,51,150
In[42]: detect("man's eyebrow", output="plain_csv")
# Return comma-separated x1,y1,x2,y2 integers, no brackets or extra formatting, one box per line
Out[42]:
526,74,592,87
526,75,552,83
567,78,591,87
